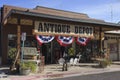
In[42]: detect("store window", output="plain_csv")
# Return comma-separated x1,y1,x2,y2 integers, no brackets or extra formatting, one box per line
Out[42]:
8,34,17,48
8,34,17,65
8,35,37,48
75,40,99,62
7,35,37,64
23,36,37,47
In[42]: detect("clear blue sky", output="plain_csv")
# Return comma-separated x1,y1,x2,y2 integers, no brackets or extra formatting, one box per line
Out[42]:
0,0,120,23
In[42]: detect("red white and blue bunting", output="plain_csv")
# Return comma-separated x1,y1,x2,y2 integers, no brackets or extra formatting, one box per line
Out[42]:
76,37,90,46
56,36,74,46
36,35,55,45
36,35,90,46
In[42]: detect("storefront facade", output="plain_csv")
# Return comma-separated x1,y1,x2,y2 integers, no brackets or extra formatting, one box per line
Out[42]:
0,5,120,65
104,32,120,61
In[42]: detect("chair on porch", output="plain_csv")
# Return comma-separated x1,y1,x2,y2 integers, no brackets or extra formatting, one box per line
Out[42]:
55,57,65,70
69,58,74,66
73,58,79,66
58,57,65,65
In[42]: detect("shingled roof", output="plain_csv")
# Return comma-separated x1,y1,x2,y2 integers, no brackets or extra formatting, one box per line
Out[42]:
1,5,120,27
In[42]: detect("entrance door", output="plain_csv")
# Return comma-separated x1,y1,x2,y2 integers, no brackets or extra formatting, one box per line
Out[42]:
41,40,66,64
41,40,62,64
41,43,52,64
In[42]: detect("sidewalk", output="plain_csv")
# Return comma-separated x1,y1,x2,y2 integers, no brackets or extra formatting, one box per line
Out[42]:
0,62,120,80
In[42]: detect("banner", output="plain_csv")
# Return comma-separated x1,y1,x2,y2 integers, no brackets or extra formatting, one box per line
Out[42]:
56,36,74,46
76,37,90,46
36,35,90,46
36,35,54,45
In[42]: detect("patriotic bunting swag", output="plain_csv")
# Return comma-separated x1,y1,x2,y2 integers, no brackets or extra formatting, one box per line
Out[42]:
56,36,74,46
36,35,90,46
76,37,90,46
36,35,55,45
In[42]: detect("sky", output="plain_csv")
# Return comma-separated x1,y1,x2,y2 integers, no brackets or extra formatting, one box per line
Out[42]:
0,0,120,23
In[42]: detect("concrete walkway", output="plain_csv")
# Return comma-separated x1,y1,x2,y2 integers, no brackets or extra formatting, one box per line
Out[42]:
0,62,120,80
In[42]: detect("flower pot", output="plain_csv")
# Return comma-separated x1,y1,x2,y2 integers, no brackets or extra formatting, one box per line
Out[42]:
20,69,31,75
99,61,108,68
99,59,111,68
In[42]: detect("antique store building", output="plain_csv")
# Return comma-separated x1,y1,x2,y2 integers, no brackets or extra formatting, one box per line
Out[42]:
0,5,120,65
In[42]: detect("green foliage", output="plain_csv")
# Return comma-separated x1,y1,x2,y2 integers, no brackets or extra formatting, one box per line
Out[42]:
29,62,37,73
20,61,37,73
20,62,29,70
99,59,112,68
68,47,75,56
8,48,17,59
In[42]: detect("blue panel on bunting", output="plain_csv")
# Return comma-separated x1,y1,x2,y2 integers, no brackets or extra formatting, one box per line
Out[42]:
36,35,54,45
57,36,74,46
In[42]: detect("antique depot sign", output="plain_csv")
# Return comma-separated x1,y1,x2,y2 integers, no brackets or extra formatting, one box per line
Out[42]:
34,21,94,37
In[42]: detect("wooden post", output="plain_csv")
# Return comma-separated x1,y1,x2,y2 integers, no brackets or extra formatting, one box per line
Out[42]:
17,25,21,51
99,27,102,58
11,24,21,70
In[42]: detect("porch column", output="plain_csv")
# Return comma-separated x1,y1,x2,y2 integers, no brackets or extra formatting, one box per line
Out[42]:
99,28,102,49
99,27,103,57
16,21,21,61
17,25,21,51
72,41,75,54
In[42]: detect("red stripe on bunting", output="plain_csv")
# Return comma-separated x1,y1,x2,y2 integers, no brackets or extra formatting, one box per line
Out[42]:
36,35,43,45
76,37,90,46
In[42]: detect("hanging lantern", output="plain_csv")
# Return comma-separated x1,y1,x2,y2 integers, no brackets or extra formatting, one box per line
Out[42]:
36,35,54,45
56,36,74,46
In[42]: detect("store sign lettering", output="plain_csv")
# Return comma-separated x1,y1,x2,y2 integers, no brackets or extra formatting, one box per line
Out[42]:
35,22,93,36
38,23,70,33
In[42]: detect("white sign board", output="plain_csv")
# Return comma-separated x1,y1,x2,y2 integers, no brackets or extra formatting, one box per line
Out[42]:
22,47,37,55
21,32,26,41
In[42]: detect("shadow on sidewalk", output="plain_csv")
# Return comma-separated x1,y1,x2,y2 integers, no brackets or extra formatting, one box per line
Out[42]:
0,66,10,74
0,65,21,76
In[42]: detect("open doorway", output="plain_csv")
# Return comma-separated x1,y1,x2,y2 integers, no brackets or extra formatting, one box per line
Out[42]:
41,43,52,64
40,39,63,64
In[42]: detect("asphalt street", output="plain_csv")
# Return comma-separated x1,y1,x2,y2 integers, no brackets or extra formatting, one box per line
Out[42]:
48,71,120,80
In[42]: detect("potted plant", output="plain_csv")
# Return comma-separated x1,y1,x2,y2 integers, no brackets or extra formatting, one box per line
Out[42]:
99,59,112,68
28,61,37,73
20,61,37,75
20,62,31,75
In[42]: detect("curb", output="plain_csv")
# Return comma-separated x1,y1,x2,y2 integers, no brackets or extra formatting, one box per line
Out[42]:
7,68,120,80
44,68,120,79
